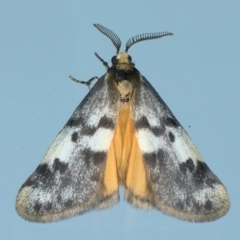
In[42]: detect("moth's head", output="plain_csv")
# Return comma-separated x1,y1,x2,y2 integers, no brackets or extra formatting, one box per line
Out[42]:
111,52,135,70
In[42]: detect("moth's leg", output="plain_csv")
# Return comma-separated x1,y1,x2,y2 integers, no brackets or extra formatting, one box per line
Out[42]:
69,52,108,89
95,52,110,70
69,75,99,89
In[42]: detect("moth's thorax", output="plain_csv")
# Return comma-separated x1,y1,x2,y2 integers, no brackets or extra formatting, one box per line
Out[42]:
116,80,133,100
108,52,140,102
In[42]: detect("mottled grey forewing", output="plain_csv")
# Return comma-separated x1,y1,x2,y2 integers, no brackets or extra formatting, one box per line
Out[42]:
16,75,119,222
130,75,230,222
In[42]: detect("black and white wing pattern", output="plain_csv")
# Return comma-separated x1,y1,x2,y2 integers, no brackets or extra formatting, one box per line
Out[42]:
16,76,120,222
129,75,230,222
16,23,230,223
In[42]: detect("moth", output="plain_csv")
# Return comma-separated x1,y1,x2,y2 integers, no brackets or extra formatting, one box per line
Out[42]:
16,24,230,223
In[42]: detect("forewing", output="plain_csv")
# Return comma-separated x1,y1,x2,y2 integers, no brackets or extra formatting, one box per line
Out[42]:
129,75,230,222
16,75,119,222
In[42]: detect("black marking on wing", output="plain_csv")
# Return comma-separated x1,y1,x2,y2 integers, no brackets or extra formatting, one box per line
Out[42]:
144,148,227,218
144,149,165,169
179,158,195,173
164,117,180,128
134,116,164,136
178,159,222,188
145,149,222,189
18,148,108,219
82,148,106,168
21,149,106,190
204,200,213,211
81,116,115,136
173,195,211,213
45,202,53,211
143,149,165,183
66,115,85,127
33,203,42,213
64,199,73,208
53,158,68,174
168,131,175,142
67,115,115,133
71,132,78,142
22,159,69,189
20,164,52,189
33,202,53,214
194,160,222,186
180,160,220,187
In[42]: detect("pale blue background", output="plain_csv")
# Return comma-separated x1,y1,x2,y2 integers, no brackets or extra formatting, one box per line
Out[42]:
1,1,239,239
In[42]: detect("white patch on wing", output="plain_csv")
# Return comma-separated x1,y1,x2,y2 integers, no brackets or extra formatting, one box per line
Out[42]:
41,126,114,168
37,190,53,204
167,127,203,164
61,186,74,200
136,125,203,166
192,187,213,205
87,107,111,127
148,114,161,127
134,106,162,127
87,108,103,126
41,128,78,166
137,129,166,153
81,128,114,151
193,184,228,205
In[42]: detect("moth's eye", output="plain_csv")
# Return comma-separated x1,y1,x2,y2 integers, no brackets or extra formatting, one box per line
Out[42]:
128,55,132,62
111,56,117,65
